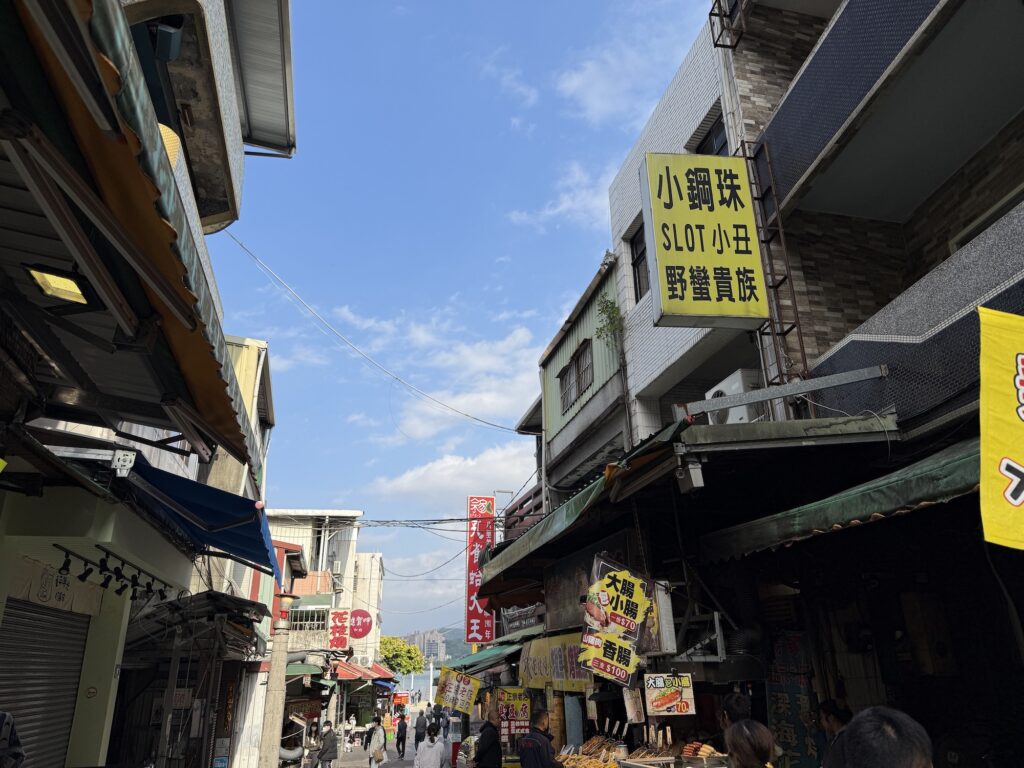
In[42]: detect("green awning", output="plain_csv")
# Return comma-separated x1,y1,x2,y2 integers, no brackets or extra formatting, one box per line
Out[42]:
491,624,545,645
480,475,605,590
286,663,323,676
701,437,980,563
447,643,523,674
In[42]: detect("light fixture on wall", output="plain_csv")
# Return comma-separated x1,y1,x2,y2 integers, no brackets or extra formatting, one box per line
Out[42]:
26,266,89,305
77,563,94,582
100,573,114,589
115,580,130,596
58,551,71,575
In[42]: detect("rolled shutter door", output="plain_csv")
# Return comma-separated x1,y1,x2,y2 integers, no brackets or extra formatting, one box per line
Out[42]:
0,598,91,768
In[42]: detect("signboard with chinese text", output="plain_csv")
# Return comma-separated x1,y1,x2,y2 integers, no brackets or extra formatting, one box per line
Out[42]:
767,632,819,768
466,495,496,643
643,674,695,716
329,609,350,650
623,688,644,723
979,306,1024,550
496,687,531,746
350,609,373,639
436,667,482,715
519,632,592,692
640,153,769,329
578,555,652,687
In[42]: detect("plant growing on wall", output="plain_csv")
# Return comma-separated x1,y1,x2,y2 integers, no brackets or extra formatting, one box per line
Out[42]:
595,293,624,352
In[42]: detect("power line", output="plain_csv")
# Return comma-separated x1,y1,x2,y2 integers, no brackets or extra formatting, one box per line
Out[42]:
228,231,535,435
385,547,466,578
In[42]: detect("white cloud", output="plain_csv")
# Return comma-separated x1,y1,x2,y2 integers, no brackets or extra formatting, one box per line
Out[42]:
510,116,537,136
555,2,706,130
371,440,536,517
272,344,330,372
508,161,615,232
493,308,538,322
333,305,398,336
482,48,539,108
346,412,380,427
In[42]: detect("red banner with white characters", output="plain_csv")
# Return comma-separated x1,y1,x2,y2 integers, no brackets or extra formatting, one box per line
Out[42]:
466,495,496,643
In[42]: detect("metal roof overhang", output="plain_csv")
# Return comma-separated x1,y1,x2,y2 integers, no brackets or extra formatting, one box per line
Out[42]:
2,0,263,480
226,0,296,156
699,437,979,563
446,643,523,675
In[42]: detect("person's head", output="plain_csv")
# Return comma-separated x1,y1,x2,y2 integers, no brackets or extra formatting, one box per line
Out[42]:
323,721,332,731
399,714,405,722
725,720,775,768
427,723,440,743
373,716,382,726
486,705,501,728
824,707,932,768
819,700,853,738
530,709,549,733
720,692,752,730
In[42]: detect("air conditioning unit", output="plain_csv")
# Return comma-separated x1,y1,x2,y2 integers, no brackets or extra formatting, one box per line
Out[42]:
705,369,764,425
358,656,371,667
332,561,342,575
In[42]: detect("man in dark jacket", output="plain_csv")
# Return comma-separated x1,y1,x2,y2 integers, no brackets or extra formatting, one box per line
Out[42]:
473,706,502,768
319,721,339,768
518,710,557,768
415,709,429,751
396,714,408,759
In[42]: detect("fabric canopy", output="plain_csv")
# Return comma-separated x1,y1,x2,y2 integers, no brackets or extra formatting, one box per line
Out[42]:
700,437,980,563
286,663,322,676
374,680,397,693
129,463,281,584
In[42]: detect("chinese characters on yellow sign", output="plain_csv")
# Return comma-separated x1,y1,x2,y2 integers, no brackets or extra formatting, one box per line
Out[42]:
979,306,1024,550
579,555,652,686
643,673,695,715
436,668,482,715
496,687,531,745
640,153,769,328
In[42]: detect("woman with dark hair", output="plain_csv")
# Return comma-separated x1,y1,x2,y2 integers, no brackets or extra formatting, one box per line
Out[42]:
725,719,776,768
414,723,449,768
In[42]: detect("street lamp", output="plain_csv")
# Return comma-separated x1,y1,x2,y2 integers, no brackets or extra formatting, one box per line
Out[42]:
258,592,301,768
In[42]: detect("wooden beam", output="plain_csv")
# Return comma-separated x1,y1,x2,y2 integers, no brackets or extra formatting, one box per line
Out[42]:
2,138,139,336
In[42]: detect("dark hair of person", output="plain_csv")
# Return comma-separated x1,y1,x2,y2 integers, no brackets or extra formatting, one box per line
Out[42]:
725,720,775,768
323,721,332,728
824,707,932,768
820,700,853,725
427,723,440,744
722,692,752,725
530,709,548,727
373,716,382,725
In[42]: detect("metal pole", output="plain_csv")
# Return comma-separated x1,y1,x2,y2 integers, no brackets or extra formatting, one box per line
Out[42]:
258,616,291,768
156,627,183,768
428,659,434,705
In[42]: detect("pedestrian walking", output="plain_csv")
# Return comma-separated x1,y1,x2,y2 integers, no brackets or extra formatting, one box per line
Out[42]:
823,706,932,768
345,714,357,752
365,715,389,768
470,706,502,768
724,720,775,768
818,700,853,764
396,714,408,759
414,709,429,752
318,721,339,768
441,708,450,741
0,711,26,768
517,710,557,768
414,723,449,768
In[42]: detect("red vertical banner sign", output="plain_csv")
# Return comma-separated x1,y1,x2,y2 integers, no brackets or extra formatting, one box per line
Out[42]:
466,495,496,643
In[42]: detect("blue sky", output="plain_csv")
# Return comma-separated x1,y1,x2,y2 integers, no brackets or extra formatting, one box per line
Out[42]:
208,1,706,634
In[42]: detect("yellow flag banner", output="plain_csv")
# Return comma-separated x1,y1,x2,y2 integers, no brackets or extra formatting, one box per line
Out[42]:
979,306,1024,550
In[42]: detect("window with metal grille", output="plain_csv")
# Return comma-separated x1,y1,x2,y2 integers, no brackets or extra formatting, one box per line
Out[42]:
559,340,594,414
289,607,328,632
630,228,649,302
695,115,729,157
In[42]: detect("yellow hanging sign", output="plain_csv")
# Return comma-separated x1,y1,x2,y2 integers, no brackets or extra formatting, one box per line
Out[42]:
640,153,769,329
979,306,1024,550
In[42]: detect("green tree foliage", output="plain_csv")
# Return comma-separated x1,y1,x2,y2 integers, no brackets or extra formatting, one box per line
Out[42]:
380,636,425,675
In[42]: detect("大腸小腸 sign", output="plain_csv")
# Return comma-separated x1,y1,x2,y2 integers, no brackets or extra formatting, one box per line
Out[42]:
643,673,695,716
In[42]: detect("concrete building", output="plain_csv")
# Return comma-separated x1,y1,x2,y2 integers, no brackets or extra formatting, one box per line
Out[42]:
404,629,448,663
351,552,385,667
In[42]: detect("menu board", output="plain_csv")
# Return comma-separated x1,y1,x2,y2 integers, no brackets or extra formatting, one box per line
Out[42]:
496,687,530,745
579,555,652,686
643,673,695,716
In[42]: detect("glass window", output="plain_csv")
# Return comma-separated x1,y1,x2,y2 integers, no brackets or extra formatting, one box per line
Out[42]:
695,115,729,157
577,341,593,395
630,228,649,302
289,607,328,632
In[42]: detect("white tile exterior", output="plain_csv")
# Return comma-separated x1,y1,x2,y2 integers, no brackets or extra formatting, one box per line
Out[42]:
607,26,739,439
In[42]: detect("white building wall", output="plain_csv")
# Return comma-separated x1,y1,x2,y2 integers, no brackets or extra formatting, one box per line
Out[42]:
230,669,268,768
607,25,730,438
350,552,384,665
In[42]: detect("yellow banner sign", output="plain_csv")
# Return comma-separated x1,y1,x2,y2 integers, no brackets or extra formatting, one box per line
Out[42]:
436,668,482,715
979,306,1024,549
640,153,768,329
519,632,591,692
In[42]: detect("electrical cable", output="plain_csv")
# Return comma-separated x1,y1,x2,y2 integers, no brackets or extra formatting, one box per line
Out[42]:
384,547,467,578
227,231,536,435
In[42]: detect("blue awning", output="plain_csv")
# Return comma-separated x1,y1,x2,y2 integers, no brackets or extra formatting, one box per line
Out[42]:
374,680,397,693
128,463,281,584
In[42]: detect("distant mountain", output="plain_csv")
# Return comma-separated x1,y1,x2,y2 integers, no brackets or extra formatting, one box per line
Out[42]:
440,626,471,661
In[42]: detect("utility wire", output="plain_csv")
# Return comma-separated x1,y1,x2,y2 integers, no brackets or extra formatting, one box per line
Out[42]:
228,231,535,435
384,547,467,578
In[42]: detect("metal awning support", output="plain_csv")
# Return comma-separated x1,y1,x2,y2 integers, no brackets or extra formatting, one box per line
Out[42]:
675,413,898,455
3,119,197,330
675,365,889,420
